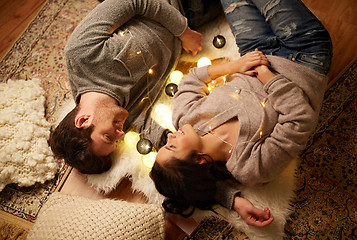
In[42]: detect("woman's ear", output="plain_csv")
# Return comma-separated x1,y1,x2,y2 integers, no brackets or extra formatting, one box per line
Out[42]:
195,153,209,165
75,115,91,129
196,159,207,164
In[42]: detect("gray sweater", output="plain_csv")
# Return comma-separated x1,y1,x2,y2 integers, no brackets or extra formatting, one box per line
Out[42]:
64,0,187,147
173,55,328,187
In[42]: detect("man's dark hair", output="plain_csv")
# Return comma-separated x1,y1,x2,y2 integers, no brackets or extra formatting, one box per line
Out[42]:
150,152,231,217
49,105,112,174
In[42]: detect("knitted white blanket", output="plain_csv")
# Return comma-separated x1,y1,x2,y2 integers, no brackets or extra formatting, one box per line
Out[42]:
27,192,165,240
0,79,57,191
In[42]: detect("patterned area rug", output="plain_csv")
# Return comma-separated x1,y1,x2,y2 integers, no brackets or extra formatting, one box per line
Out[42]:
0,0,356,239
0,0,81,229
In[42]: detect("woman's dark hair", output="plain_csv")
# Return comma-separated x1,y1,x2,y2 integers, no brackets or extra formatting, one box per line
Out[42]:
48,105,112,174
150,152,231,217
158,129,172,149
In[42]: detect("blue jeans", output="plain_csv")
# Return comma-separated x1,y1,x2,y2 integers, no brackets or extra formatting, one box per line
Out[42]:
221,0,333,75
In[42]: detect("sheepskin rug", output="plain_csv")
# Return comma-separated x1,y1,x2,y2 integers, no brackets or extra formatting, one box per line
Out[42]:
57,15,297,239
0,79,58,191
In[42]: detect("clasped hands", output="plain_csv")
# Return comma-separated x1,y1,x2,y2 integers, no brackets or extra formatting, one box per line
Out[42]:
179,28,274,84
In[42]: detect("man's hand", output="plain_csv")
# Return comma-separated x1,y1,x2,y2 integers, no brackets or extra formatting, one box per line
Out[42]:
233,196,274,227
179,26,203,56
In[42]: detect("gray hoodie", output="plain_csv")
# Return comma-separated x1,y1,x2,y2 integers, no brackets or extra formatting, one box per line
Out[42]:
173,55,328,187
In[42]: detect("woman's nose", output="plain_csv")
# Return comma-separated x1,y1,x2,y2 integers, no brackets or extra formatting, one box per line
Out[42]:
167,132,176,139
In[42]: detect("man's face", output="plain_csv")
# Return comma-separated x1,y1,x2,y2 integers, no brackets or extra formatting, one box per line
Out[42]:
89,105,129,157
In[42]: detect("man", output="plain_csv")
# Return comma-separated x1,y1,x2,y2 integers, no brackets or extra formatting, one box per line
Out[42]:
49,0,204,174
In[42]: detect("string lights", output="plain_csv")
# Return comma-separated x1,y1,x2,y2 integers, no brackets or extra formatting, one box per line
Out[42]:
115,29,267,170
115,29,157,159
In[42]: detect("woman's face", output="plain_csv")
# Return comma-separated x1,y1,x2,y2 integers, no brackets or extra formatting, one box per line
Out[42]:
156,124,202,166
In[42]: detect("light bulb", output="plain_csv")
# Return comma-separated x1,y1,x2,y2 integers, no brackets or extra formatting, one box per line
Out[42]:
197,57,212,67
261,98,267,107
170,70,183,85
124,131,140,147
154,104,169,116
152,104,175,131
142,151,157,169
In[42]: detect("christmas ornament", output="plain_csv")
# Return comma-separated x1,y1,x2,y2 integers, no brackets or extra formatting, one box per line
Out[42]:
136,138,153,155
213,35,226,48
165,83,178,97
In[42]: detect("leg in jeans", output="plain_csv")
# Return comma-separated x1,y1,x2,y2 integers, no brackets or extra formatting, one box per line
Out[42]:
221,0,332,74
220,0,279,55
251,0,332,74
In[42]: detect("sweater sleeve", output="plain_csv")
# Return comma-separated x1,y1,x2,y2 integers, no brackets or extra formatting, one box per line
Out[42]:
228,74,317,186
172,66,211,129
66,0,187,47
215,181,241,209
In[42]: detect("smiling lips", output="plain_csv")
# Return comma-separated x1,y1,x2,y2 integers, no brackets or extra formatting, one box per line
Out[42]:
178,128,184,134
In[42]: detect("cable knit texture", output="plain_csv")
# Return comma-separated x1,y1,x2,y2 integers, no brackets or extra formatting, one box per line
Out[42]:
26,192,166,240
0,79,57,191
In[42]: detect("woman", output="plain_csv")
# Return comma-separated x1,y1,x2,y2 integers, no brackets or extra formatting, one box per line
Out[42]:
150,0,332,227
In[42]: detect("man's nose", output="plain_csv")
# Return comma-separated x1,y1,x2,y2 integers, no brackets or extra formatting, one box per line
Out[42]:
115,129,125,139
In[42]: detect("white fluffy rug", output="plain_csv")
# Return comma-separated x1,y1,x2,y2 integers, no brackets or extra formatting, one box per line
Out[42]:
0,79,58,191
57,15,297,239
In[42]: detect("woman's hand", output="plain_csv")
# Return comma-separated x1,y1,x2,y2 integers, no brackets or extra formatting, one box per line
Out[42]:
233,196,274,227
179,26,203,56
207,49,269,79
234,48,270,76
254,64,276,85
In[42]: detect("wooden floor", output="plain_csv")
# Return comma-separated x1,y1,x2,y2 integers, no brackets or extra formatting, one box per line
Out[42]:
301,0,357,84
0,0,356,239
0,0,47,61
